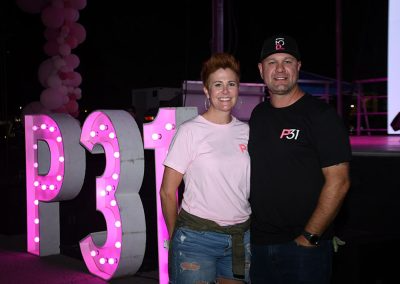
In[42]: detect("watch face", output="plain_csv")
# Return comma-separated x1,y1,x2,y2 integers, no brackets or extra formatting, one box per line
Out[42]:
309,235,319,245
303,231,320,245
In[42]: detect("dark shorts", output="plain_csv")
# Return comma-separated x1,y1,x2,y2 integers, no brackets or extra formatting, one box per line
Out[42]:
250,240,333,284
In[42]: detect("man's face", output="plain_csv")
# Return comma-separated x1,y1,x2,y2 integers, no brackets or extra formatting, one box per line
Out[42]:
258,53,301,96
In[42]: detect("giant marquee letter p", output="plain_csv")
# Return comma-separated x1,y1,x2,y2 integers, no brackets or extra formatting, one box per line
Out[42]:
25,114,85,256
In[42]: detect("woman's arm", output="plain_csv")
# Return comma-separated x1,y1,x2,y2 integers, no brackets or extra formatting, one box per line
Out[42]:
160,166,184,238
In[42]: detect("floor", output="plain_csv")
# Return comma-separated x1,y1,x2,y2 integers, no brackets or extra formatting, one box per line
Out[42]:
0,235,159,284
350,135,400,156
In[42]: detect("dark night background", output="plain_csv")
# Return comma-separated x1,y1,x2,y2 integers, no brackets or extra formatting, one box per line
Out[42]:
1,0,388,116
2,1,399,283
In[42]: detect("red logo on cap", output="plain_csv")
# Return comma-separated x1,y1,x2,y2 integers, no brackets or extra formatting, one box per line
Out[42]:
275,37,285,50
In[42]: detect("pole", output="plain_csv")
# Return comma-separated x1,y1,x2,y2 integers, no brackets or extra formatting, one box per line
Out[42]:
336,0,343,117
212,0,224,53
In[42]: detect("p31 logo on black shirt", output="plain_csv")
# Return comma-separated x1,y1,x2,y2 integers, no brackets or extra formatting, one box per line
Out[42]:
280,129,300,140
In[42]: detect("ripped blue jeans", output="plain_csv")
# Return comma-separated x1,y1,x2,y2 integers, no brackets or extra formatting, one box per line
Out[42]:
168,227,250,283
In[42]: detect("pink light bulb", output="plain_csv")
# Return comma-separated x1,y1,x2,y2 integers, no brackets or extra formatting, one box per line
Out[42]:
56,136,62,142
99,258,106,264
90,131,96,137
109,132,115,139
34,237,40,243
110,200,117,207
59,156,65,163
32,125,38,131
34,218,39,224
40,124,47,130
112,173,119,180
49,126,55,132
115,241,121,248
115,221,121,228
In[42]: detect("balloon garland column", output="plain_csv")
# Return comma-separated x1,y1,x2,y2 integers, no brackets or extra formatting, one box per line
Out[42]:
17,0,87,117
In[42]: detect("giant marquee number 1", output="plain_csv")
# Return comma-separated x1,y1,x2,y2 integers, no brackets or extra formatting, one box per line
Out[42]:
24,107,197,282
143,107,197,283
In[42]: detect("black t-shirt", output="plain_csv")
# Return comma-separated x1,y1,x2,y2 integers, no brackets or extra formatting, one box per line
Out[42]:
248,94,352,245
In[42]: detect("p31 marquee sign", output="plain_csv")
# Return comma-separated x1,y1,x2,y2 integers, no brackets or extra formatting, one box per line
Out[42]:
24,108,197,282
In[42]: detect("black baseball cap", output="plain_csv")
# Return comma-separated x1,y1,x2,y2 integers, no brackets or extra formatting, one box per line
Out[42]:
259,35,301,62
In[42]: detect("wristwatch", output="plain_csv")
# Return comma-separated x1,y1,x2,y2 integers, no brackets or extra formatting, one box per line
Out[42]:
302,230,320,245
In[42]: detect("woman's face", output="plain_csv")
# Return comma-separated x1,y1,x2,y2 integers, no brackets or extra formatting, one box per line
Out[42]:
204,68,239,114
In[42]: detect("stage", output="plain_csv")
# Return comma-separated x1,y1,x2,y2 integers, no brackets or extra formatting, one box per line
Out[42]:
350,135,400,156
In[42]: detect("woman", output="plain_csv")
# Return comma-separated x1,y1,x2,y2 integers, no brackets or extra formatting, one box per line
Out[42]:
160,53,251,284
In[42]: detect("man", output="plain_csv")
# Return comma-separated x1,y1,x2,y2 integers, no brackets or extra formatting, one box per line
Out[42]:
248,35,352,283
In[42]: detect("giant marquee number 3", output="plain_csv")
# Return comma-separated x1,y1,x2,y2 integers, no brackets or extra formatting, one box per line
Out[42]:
24,107,197,282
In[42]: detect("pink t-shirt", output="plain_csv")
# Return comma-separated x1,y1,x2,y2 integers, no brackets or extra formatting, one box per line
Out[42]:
164,115,251,226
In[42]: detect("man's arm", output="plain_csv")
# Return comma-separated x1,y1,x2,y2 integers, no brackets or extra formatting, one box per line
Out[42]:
295,162,350,246
160,166,184,238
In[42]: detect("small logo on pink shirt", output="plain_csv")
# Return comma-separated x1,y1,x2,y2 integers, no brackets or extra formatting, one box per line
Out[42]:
239,144,247,153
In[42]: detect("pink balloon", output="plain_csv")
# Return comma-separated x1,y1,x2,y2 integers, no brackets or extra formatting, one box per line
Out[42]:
40,88,65,110
67,0,87,10
53,105,68,113
61,72,77,86
58,71,68,80
51,0,64,9
16,0,49,14
63,95,70,104
65,54,80,69
59,43,71,56
69,72,82,87
52,56,66,70
65,99,79,113
59,65,73,73
70,110,79,118
56,35,65,45
46,74,62,88
38,58,55,86
68,22,86,44
65,36,78,49
59,85,69,96
41,6,65,28
73,87,82,100
64,8,79,22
